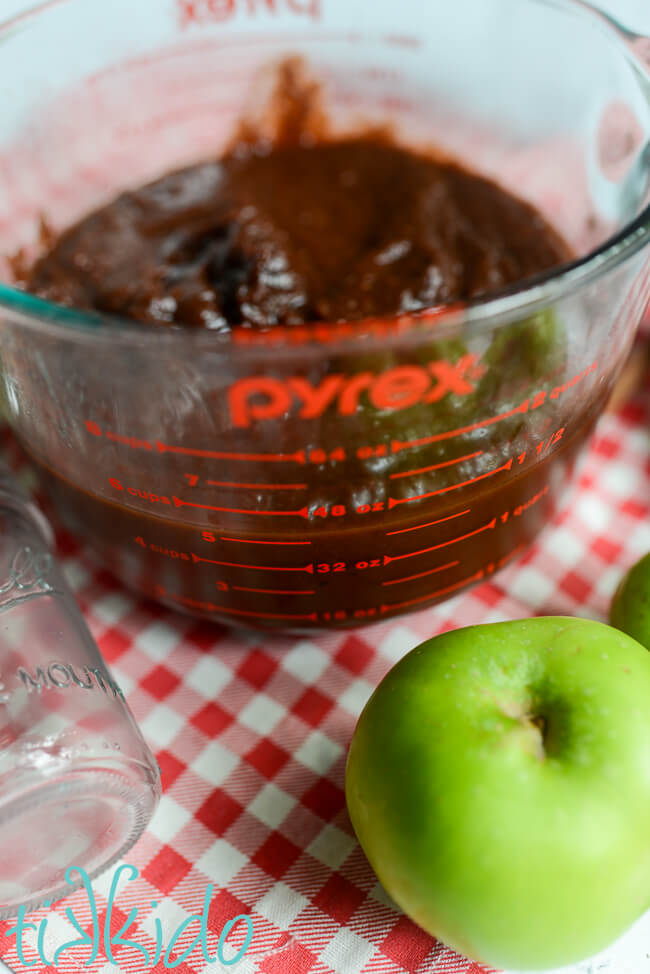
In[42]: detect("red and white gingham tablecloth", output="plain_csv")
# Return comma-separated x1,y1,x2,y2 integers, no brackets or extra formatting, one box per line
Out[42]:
0,340,648,974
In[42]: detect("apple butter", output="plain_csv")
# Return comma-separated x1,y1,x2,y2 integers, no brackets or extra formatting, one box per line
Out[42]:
21,64,593,630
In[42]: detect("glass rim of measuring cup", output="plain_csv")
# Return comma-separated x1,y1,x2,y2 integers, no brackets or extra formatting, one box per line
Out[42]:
0,0,649,356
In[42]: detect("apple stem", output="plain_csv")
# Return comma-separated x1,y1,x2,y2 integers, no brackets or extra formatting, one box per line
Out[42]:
525,713,548,761
530,714,547,738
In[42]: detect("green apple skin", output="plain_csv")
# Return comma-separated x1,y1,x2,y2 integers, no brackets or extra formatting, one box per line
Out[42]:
611,553,650,650
345,617,650,971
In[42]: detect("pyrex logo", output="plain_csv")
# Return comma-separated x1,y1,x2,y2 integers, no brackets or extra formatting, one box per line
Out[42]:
228,356,485,428
178,0,321,29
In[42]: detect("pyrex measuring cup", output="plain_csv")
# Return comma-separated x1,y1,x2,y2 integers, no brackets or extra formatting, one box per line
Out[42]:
0,0,649,632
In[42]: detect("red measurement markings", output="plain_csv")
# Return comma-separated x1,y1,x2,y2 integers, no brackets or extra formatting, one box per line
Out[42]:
221,537,312,546
496,544,527,568
216,605,319,623
384,34,421,48
232,303,464,347
155,591,220,614
192,552,315,574
157,441,307,464
205,480,307,490
174,496,310,518
499,485,550,525
390,450,483,480
232,586,316,596
381,570,486,614
161,590,318,623
384,517,497,565
133,538,191,561
391,402,531,455
389,459,513,510
386,509,471,537
382,560,459,588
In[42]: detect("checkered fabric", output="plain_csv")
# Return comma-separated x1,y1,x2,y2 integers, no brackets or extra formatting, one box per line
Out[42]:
0,344,648,974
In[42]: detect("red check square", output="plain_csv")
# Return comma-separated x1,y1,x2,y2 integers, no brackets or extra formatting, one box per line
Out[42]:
591,537,622,563
246,739,290,779
301,779,345,822
99,628,132,662
142,664,181,700
379,915,437,972
293,688,334,727
156,749,186,789
560,571,592,603
335,636,374,676
191,701,233,737
143,847,192,893
237,650,279,690
313,873,366,925
253,833,302,880
206,889,251,936
196,790,243,835
256,941,317,974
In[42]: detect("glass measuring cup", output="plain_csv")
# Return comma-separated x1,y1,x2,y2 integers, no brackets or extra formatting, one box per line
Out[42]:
0,0,649,632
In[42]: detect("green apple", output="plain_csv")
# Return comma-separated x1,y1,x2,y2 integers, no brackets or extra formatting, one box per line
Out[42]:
611,552,650,650
345,617,650,971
